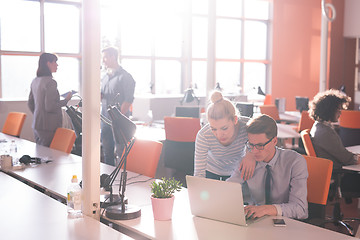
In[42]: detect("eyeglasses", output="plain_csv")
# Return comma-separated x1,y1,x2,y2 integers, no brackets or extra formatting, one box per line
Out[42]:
246,137,274,151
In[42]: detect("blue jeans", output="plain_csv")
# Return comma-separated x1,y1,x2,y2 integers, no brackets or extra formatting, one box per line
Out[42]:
206,171,230,181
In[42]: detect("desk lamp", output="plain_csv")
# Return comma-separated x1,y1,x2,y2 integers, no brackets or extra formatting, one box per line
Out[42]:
180,88,200,105
257,86,266,96
103,105,141,220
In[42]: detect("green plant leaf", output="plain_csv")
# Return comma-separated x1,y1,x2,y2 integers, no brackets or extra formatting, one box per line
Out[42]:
151,177,182,198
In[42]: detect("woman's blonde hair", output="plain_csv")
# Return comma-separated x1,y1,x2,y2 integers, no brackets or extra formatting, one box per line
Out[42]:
207,91,237,121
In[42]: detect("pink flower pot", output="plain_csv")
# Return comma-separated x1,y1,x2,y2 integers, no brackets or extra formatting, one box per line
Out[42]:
151,195,175,221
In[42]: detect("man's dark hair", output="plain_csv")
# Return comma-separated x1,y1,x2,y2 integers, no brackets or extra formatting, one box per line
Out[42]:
246,114,277,139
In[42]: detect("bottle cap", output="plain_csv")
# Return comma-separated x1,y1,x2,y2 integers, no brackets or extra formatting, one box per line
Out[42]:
71,175,78,183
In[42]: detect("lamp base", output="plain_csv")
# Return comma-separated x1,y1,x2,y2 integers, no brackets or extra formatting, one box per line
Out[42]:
100,193,128,208
105,204,141,220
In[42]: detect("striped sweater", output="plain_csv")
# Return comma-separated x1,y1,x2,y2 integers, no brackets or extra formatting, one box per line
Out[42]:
194,116,249,177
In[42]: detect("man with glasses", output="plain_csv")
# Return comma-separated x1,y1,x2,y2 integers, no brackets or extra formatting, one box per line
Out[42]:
227,114,308,220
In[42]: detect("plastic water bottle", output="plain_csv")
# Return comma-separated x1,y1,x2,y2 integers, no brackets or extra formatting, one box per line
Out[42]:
9,140,18,165
9,140,17,155
67,175,82,217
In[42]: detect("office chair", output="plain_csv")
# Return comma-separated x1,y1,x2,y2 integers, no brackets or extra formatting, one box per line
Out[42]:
295,96,309,113
236,102,254,117
304,155,333,225
259,105,280,122
338,110,360,147
296,111,315,133
300,129,360,236
49,128,76,153
300,129,317,157
263,94,272,105
126,139,163,178
163,117,201,184
175,106,200,118
2,112,27,137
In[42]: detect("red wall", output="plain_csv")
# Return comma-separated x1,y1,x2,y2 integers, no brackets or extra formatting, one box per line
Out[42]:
272,0,353,110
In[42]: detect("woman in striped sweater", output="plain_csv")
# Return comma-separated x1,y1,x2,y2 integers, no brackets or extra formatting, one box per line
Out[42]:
194,91,254,180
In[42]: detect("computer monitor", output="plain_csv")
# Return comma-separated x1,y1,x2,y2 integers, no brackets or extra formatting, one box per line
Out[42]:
295,97,309,113
175,106,200,118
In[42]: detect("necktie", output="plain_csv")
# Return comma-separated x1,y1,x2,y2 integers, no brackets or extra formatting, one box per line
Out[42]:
265,165,272,204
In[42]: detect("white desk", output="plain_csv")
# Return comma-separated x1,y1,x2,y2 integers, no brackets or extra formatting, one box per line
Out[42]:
342,145,360,171
277,123,300,139
2,133,355,239
103,189,355,240
279,111,301,123
0,133,153,207
346,145,360,154
135,124,165,141
0,172,131,240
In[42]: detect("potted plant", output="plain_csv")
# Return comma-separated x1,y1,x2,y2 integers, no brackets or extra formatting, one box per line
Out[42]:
150,177,182,220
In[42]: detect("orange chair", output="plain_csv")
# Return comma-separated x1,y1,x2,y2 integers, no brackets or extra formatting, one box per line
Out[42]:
296,111,315,133
263,94,272,105
304,155,333,222
301,129,360,233
300,129,316,157
126,139,163,178
2,112,27,137
49,128,76,153
163,117,201,175
259,105,280,122
338,110,360,147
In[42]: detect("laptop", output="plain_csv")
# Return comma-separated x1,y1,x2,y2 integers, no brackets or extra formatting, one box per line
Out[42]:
186,175,261,226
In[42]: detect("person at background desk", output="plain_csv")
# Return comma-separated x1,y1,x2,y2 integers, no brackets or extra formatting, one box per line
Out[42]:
101,46,135,166
194,91,254,180
309,89,360,194
227,114,308,220
28,53,72,147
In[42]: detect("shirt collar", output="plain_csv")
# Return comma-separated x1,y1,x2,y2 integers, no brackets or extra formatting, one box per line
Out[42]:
258,147,280,168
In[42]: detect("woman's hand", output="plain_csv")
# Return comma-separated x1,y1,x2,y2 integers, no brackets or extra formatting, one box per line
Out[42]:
65,92,73,102
239,152,256,181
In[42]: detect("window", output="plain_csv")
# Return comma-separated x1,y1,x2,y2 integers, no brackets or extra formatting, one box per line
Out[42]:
101,0,272,96
0,0,271,99
0,0,81,99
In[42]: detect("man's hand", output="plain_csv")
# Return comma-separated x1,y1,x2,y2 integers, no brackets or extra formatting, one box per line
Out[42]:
239,152,256,181
244,205,277,219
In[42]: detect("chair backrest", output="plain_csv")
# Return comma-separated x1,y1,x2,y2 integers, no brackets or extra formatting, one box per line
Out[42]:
126,139,163,178
300,129,316,157
304,155,333,221
2,112,27,137
236,102,254,117
175,106,200,118
297,111,315,132
164,117,201,142
49,128,76,153
263,94,272,105
259,105,280,121
304,155,333,205
338,110,360,129
338,110,360,147
163,117,201,175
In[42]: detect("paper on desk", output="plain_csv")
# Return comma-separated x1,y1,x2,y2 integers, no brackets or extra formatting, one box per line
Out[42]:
61,90,77,98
